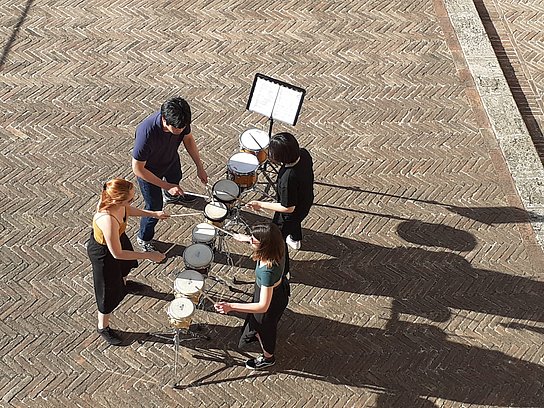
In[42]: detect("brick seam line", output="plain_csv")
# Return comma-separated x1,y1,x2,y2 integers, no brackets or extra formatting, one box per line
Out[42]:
444,0,544,251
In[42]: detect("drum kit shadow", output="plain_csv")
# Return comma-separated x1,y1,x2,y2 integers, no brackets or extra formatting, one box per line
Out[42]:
144,127,279,384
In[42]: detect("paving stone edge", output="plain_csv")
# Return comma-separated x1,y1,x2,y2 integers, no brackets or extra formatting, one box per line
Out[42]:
445,0,544,250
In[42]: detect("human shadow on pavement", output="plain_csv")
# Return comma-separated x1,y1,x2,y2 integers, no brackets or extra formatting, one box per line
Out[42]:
125,280,175,301
297,231,543,324
396,220,477,251
207,210,544,324
130,309,544,407
446,205,544,224
314,181,542,225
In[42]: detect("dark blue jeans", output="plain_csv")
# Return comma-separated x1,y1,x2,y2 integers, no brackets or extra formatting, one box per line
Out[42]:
138,159,182,241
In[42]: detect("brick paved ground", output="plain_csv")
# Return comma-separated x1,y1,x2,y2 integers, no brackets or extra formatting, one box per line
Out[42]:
476,0,544,162
1,0,543,407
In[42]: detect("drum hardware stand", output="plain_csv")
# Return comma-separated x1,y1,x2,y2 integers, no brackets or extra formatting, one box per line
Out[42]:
172,348,242,390
255,159,278,198
139,326,210,383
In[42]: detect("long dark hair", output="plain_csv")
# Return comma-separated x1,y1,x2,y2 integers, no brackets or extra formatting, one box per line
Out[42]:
250,223,285,267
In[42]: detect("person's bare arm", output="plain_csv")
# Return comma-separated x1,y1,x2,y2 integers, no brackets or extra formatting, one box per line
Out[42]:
246,200,295,213
182,133,208,183
96,215,165,263
214,285,273,314
131,158,184,196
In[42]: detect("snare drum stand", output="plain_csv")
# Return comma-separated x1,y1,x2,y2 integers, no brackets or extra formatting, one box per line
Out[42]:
140,324,209,386
253,160,278,199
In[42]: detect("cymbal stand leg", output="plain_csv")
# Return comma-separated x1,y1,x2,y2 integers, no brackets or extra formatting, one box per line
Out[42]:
174,329,180,379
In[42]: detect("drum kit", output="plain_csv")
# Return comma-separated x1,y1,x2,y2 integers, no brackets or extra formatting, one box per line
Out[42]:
155,127,278,380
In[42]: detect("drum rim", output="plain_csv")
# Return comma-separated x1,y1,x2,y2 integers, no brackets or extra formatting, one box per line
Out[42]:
240,128,270,150
212,179,240,203
227,152,260,170
183,243,214,267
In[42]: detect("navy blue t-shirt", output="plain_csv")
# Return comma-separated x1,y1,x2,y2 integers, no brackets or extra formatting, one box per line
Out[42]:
132,111,191,177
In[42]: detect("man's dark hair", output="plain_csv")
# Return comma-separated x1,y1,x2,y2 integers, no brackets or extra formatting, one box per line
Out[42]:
160,97,191,128
269,132,300,164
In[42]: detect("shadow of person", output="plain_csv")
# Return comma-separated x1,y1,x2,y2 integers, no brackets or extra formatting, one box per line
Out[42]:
447,205,544,224
128,311,544,406
396,220,477,251
125,280,175,301
292,230,544,324
204,210,544,324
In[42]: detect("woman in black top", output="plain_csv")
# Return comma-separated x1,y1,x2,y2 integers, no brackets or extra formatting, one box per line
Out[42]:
247,132,314,250
214,223,290,370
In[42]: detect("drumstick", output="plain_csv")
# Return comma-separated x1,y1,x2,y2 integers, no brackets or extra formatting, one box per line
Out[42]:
211,225,235,236
249,132,264,149
169,212,202,217
197,287,217,304
182,191,209,199
164,243,177,256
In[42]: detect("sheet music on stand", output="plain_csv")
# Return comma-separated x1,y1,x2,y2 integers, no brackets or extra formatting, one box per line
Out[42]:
246,73,306,126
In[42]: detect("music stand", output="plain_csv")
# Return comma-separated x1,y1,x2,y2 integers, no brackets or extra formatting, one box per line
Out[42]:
246,74,306,197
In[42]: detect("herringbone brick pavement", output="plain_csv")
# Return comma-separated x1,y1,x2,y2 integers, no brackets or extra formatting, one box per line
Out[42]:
476,0,544,162
1,0,543,407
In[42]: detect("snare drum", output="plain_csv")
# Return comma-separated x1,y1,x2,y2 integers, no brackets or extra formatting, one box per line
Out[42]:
240,128,270,164
192,222,217,247
167,297,195,329
204,201,228,227
227,152,259,189
212,179,240,207
174,269,205,304
183,243,214,275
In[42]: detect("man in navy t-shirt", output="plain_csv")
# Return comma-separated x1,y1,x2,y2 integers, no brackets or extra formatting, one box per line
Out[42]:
132,96,208,251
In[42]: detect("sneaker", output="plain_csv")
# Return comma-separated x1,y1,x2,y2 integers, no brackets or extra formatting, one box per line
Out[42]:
245,355,276,370
163,193,197,204
137,237,156,252
97,327,122,346
286,235,301,250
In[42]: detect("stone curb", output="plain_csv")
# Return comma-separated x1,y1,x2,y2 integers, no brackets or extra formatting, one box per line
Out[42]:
445,0,544,249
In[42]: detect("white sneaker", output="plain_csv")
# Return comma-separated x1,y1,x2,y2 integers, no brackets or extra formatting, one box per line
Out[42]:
136,237,157,252
286,235,301,250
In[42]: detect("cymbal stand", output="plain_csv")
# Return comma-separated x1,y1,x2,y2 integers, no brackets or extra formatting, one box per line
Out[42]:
247,160,277,200
140,324,209,385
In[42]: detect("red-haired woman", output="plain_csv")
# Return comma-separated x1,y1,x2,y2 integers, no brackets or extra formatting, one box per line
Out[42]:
214,223,290,369
87,178,167,345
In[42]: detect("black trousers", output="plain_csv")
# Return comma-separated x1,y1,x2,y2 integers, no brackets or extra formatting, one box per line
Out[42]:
238,279,290,355
87,232,138,314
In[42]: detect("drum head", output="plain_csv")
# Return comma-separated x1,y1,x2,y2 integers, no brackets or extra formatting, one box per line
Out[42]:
204,201,228,221
168,297,195,320
174,269,205,295
240,128,270,151
183,243,213,268
227,152,259,174
213,180,240,203
192,222,216,243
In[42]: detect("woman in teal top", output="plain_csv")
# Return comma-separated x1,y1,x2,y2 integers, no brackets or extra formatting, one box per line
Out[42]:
215,223,290,370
